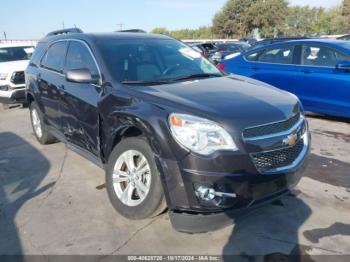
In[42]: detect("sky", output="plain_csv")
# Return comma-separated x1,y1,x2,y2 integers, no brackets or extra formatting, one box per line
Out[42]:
0,0,343,39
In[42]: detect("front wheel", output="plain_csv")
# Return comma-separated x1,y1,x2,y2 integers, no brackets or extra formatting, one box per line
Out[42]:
106,137,166,219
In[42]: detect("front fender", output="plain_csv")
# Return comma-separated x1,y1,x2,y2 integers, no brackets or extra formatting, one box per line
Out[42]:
26,78,45,114
99,97,191,209
99,98,186,163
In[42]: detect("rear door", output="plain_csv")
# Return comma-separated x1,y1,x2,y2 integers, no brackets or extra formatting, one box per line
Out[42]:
60,40,101,156
240,45,298,94
38,41,68,130
294,44,350,117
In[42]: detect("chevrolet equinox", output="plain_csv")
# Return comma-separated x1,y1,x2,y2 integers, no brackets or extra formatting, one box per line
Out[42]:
25,28,310,233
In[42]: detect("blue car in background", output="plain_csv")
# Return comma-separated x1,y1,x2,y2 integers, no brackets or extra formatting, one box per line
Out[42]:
220,39,350,118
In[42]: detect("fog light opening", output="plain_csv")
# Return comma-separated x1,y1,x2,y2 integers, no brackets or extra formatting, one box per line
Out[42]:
0,85,9,91
195,185,237,202
196,186,216,201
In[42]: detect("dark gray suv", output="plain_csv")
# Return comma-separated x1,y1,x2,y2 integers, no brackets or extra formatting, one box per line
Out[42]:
25,28,310,233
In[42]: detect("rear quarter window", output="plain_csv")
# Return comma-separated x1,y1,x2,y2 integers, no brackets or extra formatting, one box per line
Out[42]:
245,52,259,61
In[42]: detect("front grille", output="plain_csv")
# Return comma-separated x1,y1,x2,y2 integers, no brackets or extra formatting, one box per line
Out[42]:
10,71,25,85
243,113,300,138
251,139,304,172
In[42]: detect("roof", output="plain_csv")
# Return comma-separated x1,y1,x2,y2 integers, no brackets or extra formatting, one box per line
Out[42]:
248,38,350,54
259,36,309,41
40,32,172,43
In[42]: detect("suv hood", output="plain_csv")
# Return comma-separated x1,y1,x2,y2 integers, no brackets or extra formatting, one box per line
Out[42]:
133,75,300,131
0,60,29,74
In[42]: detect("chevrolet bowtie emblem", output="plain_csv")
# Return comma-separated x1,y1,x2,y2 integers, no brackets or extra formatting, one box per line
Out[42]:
283,133,298,146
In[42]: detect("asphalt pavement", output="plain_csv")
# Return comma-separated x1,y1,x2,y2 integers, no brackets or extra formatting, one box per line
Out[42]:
0,107,349,260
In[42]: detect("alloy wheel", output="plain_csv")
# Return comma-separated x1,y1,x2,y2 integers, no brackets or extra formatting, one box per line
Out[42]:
31,108,42,138
112,150,152,206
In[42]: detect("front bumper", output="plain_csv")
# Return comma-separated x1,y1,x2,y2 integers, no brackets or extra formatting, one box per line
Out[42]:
157,117,310,233
168,159,307,233
0,86,26,104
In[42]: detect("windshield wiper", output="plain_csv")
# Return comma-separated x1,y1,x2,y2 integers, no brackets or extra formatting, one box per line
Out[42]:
121,80,171,85
121,73,222,86
171,73,222,82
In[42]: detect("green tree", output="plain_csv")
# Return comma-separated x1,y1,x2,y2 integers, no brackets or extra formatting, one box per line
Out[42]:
150,26,212,40
212,0,256,38
150,27,169,35
285,5,344,36
285,6,320,35
152,0,349,40
341,0,350,32
246,0,288,37
212,0,288,38
343,0,350,16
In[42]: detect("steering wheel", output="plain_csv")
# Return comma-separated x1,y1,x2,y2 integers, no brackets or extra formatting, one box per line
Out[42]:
163,64,182,75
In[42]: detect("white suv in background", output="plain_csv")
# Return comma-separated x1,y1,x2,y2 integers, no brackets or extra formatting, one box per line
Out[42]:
0,42,35,105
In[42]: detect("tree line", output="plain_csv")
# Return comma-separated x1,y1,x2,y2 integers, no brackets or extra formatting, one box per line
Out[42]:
151,0,350,39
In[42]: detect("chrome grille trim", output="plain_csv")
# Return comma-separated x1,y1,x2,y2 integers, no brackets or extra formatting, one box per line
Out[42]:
244,115,305,141
244,115,309,174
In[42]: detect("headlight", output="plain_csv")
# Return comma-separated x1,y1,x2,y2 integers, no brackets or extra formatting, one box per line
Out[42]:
168,113,237,155
0,73,8,80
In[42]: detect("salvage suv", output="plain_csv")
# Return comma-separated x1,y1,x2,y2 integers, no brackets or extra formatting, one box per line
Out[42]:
0,42,35,104
25,28,310,233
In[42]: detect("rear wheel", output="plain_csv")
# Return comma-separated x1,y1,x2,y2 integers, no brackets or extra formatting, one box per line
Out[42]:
29,102,56,144
106,137,166,219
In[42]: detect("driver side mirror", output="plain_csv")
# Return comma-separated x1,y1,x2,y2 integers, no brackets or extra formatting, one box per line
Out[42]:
65,68,100,84
336,61,350,72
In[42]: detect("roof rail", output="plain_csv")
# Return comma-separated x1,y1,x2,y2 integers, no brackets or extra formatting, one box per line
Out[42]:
46,28,83,37
117,29,147,33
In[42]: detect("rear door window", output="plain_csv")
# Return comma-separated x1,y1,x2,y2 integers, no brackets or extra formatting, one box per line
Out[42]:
257,45,295,64
301,45,349,67
41,41,67,72
245,52,259,61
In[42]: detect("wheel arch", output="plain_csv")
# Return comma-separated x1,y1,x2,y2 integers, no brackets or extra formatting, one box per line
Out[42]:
26,91,35,106
100,112,169,164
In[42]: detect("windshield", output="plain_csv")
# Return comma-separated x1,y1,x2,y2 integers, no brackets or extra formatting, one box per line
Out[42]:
96,38,222,84
0,46,34,62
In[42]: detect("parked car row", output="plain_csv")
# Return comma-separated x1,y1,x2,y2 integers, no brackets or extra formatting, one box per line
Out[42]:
2,33,350,120
189,37,313,65
189,41,252,64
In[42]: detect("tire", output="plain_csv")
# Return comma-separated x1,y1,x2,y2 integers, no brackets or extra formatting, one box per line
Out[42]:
106,136,166,219
29,102,56,145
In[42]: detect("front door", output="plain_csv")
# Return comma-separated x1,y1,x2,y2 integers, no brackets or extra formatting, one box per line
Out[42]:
244,44,298,94
60,40,102,156
294,44,350,117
